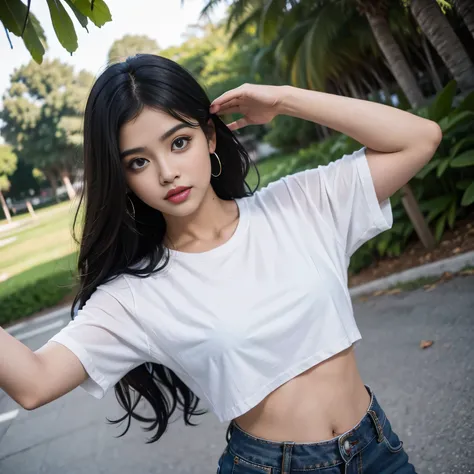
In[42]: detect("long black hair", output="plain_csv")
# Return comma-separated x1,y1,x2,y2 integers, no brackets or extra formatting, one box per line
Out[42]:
71,54,258,443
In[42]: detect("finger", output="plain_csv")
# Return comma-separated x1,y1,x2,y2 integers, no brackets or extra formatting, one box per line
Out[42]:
210,100,239,115
216,106,242,116
215,98,241,113
210,87,244,107
227,117,249,131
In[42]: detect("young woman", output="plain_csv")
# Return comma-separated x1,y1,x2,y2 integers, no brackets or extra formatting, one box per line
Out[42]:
0,54,441,473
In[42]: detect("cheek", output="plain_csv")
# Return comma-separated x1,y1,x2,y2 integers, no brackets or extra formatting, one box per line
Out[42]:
189,152,212,184
125,172,159,206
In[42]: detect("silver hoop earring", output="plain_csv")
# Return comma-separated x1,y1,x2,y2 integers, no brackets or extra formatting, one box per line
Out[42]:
211,152,222,178
126,194,136,219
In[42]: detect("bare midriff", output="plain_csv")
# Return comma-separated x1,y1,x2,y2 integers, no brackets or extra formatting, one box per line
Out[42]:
233,345,371,443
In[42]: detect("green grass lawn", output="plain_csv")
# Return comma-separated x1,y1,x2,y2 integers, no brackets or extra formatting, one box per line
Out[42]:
0,201,80,278
0,202,81,324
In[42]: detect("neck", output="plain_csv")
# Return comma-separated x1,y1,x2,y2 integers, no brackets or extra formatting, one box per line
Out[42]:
163,186,238,252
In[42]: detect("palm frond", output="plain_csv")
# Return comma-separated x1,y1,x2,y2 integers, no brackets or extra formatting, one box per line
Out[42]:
228,4,261,41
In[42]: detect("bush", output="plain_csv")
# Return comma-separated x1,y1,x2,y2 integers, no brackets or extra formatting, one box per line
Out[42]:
0,253,78,325
410,82,474,241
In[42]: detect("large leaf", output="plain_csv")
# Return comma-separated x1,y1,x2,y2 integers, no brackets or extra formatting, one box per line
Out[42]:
229,7,261,43
71,0,112,27
250,43,273,78
435,214,447,242
450,137,474,158
0,1,46,63
21,11,46,63
46,0,78,53
461,182,474,207
456,90,474,113
451,150,474,168
436,157,451,178
428,80,457,122
438,110,474,134
414,105,430,119
259,0,283,44
0,0,27,35
64,0,89,30
376,234,391,255
415,158,439,179
447,201,456,229
422,195,452,222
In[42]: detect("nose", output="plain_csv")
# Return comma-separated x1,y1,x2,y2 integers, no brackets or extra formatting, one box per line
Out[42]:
159,159,180,185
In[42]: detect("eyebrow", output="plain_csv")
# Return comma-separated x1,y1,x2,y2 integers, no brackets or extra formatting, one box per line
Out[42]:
120,123,192,159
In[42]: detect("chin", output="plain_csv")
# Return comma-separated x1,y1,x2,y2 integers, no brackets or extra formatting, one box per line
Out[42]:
161,198,202,218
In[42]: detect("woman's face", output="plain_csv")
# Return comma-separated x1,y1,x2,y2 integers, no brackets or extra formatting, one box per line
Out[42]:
119,106,216,217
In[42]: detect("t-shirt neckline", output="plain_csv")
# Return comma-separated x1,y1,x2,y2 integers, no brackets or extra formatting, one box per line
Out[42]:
167,197,248,261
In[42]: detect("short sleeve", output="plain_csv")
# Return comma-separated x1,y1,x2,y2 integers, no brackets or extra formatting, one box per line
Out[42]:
48,282,151,399
261,147,393,257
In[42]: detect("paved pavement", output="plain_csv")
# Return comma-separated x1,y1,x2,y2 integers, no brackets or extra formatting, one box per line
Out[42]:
0,275,473,474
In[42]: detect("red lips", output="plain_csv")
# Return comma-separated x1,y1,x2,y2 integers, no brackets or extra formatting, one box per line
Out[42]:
165,186,191,200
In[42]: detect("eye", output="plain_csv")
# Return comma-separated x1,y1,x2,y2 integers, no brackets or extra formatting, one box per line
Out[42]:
128,158,149,170
172,136,192,151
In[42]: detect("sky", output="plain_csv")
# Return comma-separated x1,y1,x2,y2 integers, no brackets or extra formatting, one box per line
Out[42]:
0,0,227,98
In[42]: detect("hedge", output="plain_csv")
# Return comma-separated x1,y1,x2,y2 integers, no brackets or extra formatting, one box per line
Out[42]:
0,253,78,326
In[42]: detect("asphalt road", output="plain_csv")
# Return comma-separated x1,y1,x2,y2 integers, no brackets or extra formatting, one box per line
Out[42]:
0,274,473,474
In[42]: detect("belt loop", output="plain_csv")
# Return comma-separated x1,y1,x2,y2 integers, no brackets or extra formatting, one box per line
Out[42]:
367,410,384,443
281,442,295,474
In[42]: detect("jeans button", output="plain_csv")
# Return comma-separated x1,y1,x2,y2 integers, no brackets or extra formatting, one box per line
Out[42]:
344,440,351,453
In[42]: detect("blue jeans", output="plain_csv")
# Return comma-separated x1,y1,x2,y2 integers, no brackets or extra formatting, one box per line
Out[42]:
217,387,416,473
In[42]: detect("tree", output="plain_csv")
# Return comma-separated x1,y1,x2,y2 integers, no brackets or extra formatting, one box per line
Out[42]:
410,0,474,92
108,35,161,63
7,159,40,200
356,2,435,248
0,0,112,63
203,0,428,105
0,145,18,223
1,60,94,200
453,0,474,39
360,1,426,107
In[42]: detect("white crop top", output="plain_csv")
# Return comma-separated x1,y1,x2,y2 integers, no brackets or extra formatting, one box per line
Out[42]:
49,147,393,422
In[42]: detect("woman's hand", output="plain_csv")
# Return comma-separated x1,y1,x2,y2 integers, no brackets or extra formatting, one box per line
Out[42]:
209,83,285,131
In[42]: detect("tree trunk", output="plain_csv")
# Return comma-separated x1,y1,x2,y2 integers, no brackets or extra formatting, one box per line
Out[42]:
44,168,60,203
0,190,12,224
454,0,474,40
366,12,426,107
60,170,76,200
400,185,435,248
421,35,443,92
26,200,37,219
370,67,392,104
365,10,435,249
411,0,474,92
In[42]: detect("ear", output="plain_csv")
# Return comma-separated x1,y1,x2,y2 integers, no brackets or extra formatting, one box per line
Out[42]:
207,118,217,154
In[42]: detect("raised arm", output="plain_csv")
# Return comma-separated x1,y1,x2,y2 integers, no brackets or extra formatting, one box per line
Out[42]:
210,84,442,203
276,87,442,202
0,327,87,409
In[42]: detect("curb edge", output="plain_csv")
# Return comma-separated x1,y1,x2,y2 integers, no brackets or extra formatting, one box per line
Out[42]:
349,250,474,299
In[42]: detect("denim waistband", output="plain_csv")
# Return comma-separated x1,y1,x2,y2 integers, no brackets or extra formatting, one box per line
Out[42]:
225,386,387,471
